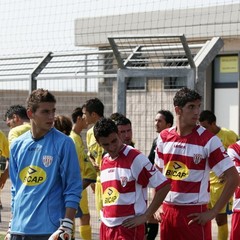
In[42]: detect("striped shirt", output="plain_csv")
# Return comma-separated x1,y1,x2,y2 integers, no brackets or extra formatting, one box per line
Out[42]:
155,125,234,205
100,144,170,227
227,140,240,212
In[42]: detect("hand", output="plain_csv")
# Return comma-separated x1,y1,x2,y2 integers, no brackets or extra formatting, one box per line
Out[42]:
153,205,164,222
148,214,159,224
122,214,148,228
0,170,9,189
4,220,11,240
187,209,216,226
49,218,73,240
4,232,10,240
90,183,95,193
218,173,226,183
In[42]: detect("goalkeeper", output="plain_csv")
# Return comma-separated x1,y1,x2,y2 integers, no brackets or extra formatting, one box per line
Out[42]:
6,89,82,240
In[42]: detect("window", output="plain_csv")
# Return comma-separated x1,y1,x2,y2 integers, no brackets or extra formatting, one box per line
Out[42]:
213,55,238,88
164,77,187,89
126,77,146,90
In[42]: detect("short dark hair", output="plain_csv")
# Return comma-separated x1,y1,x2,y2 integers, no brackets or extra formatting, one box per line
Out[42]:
54,115,72,136
26,89,56,113
173,87,202,107
110,113,131,126
94,118,118,141
157,110,174,126
84,98,104,117
199,110,216,124
110,112,125,121
4,105,28,121
71,107,83,123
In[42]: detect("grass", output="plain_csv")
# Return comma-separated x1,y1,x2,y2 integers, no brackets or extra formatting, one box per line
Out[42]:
0,235,4,240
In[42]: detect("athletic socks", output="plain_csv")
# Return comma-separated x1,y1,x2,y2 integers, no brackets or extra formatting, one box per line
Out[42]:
218,224,228,240
79,225,92,240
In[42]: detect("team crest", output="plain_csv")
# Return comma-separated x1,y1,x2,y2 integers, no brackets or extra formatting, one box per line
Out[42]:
42,155,53,167
193,154,202,164
120,176,128,187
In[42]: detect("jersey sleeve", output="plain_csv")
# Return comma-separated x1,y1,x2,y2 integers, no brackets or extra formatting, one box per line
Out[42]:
228,141,240,172
60,137,83,209
0,130,9,158
154,134,164,169
208,135,235,177
131,153,169,190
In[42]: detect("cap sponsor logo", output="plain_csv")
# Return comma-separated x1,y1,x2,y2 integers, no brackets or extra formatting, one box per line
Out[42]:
20,166,47,186
164,161,189,180
103,187,119,205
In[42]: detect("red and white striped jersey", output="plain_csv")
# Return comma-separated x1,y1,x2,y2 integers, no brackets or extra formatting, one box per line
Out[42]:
227,140,240,212
155,125,234,205
100,144,170,227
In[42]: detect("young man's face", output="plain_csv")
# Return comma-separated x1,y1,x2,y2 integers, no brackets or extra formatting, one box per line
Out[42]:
117,124,132,145
199,120,215,134
77,115,88,129
82,107,94,125
6,115,20,129
154,113,170,133
28,102,56,135
177,100,201,127
97,132,123,159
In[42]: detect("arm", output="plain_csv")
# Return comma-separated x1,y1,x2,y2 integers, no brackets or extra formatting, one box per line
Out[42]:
188,166,239,225
49,139,82,240
82,179,95,189
211,166,239,213
0,160,9,188
64,207,77,221
122,182,170,228
49,210,76,240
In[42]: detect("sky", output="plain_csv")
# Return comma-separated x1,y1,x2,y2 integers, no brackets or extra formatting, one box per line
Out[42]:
0,0,237,91
0,0,237,55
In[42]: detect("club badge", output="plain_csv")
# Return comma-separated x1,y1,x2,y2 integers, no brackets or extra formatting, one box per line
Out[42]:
193,154,202,164
120,176,128,187
42,155,53,167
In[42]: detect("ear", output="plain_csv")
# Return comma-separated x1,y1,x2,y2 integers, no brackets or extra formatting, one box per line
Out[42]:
27,108,33,119
76,116,81,123
91,112,97,119
175,106,182,115
13,114,20,122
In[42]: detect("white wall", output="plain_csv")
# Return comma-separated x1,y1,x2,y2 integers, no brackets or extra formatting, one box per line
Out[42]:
214,88,239,134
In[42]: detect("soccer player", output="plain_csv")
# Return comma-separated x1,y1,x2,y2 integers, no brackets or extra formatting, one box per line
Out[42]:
82,98,104,215
7,89,82,240
110,112,134,147
1,105,31,193
70,107,97,240
199,110,239,240
4,105,31,145
0,130,9,208
155,87,239,240
227,140,240,240
93,118,171,240
1,105,30,208
54,114,72,136
147,110,174,240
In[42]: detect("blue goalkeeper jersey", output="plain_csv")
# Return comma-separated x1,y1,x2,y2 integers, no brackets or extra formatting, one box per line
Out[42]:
9,127,82,235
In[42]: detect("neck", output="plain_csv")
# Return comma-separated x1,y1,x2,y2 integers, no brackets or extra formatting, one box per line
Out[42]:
31,127,50,139
176,122,196,136
213,126,221,135
72,124,82,134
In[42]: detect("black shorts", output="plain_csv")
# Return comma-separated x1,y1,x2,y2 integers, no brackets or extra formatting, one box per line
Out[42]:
11,234,51,240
